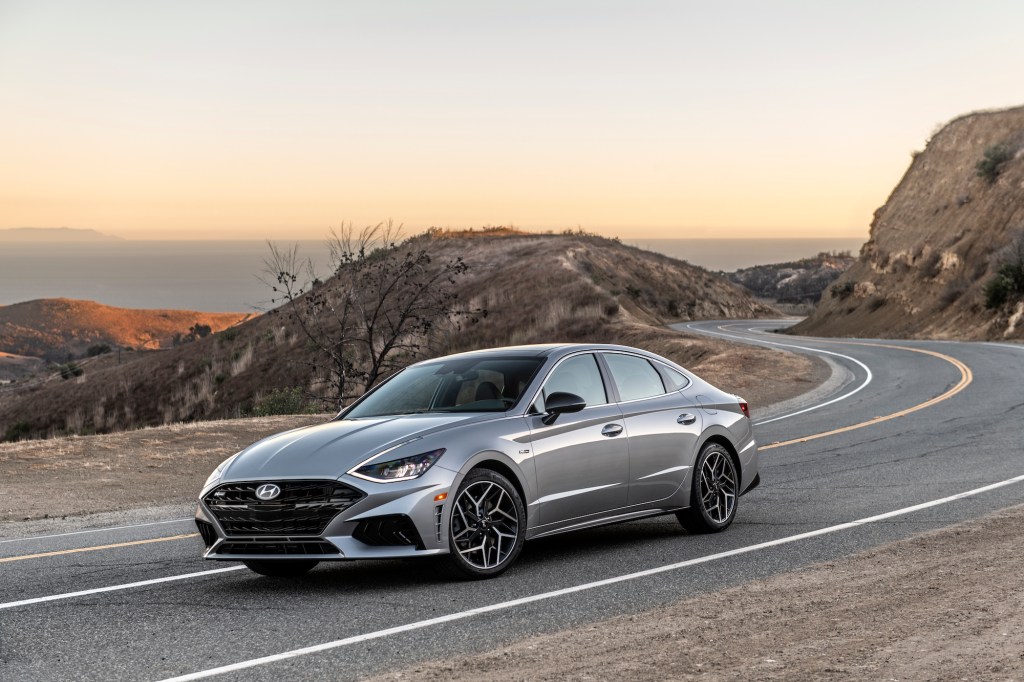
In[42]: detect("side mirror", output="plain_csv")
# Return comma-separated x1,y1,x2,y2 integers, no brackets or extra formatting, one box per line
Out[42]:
541,392,586,425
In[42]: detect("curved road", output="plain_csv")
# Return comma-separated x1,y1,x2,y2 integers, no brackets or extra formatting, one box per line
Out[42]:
1,321,1023,681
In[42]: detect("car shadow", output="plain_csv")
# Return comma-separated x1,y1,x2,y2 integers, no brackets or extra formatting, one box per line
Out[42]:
213,514,695,597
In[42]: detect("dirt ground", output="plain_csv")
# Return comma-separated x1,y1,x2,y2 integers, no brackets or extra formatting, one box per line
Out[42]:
0,415,326,522
0,351,824,523
371,503,1024,681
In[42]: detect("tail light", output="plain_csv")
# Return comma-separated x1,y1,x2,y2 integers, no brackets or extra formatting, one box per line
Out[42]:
739,401,750,418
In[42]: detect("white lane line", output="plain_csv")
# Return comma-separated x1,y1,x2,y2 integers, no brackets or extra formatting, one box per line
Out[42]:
156,473,1024,682
683,323,873,425
0,518,193,545
0,566,245,611
984,342,1024,352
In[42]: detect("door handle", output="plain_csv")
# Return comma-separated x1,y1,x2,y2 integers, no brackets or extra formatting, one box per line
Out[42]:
601,423,624,437
677,413,697,425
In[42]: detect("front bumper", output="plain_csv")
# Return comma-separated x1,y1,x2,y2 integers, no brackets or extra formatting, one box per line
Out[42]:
196,466,460,561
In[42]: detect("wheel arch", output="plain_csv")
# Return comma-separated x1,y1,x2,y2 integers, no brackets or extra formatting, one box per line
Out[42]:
457,451,531,523
696,429,742,482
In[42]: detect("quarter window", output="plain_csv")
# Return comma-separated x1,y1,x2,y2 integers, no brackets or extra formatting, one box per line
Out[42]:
660,365,691,391
603,353,666,402
536,354,607,412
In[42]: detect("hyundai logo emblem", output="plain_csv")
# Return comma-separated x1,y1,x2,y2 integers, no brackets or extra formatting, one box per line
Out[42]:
255,483,281,500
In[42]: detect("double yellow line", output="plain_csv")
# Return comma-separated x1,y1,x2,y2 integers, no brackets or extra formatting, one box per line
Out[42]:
1,342,974,564
761,342,973,450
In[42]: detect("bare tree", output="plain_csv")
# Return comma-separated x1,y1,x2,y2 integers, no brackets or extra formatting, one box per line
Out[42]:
263,221,481,409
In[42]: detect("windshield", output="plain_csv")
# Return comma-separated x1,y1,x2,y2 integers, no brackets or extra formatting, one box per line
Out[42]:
345,356,546,419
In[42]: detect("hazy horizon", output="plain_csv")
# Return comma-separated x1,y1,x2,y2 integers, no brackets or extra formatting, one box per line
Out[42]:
0,236,865,312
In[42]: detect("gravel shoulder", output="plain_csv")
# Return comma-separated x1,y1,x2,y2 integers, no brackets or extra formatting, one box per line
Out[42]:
371,503,1024,681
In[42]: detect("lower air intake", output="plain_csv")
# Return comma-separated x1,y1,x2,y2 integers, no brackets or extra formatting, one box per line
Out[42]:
353,515,424,549
216,541,339,556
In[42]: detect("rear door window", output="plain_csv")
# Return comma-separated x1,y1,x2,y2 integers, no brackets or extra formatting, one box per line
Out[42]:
603,353,666,402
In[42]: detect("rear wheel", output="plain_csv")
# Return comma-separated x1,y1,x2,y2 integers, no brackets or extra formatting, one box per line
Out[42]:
243,559,320,577
445,469,526,579
677,442,738,533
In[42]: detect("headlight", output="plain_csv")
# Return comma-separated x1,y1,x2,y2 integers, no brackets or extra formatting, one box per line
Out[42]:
350,448,446,483
203,453,239,489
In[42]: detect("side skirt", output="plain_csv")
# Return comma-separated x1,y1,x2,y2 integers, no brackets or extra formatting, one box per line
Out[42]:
527,507,685,541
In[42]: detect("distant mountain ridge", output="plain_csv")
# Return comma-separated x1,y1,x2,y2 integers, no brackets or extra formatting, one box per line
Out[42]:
0,298,254,360
0,227,121,242
727,251,856,305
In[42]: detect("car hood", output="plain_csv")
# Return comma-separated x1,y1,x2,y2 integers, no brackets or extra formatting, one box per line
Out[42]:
220,413,496,481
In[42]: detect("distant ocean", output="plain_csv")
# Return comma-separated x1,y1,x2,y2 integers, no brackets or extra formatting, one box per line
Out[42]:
0,238,865,312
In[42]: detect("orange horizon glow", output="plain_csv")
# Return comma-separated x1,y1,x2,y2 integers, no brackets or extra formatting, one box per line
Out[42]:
2,2,1023,242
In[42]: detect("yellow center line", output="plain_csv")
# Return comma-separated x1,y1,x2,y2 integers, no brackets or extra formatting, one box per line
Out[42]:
761,342,973,450
0,533,199,564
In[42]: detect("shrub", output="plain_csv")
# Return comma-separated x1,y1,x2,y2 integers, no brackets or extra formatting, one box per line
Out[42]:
59,362,84,380
86,343,112,357
984,231,1024,309
976,144,1013,183
249,387,315,417
830,281,855,300
3,420,32,442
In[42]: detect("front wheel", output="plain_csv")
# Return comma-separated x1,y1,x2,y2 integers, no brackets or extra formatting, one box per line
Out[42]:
677,442,738,533
445,469,526,579
243,559,319,577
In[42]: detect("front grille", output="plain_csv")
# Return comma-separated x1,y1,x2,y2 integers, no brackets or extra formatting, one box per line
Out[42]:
216,541,340,556
203,480,364,536
195,519,218,548
353,515,424,549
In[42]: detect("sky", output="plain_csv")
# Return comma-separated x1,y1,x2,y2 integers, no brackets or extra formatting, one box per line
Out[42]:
0,0,1022,241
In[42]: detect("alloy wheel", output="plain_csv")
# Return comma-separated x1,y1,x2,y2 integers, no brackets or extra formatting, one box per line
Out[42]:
450,480,520,570
698,449,737,524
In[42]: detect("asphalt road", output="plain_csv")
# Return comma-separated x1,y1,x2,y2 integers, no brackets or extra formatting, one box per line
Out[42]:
2,321,1023,681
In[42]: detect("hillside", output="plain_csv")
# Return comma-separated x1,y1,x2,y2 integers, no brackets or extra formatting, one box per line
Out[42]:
0,298,254,360
0,231,792,441
794,106,1024,339
727,251,856,306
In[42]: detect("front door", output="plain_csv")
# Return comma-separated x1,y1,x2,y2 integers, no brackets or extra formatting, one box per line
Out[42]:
527,353,629,528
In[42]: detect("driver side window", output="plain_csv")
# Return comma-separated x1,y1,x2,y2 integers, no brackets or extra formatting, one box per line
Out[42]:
535,354,607,412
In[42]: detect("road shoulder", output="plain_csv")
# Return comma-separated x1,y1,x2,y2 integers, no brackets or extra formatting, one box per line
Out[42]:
370,503,1024,681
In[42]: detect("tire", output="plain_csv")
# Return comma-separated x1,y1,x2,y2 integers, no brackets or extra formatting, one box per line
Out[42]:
445,469,526,579
243,559,320,577
677,442,739,534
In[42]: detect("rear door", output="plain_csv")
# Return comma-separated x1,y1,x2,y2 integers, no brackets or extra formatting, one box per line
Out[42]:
527,353,629,528
600,352,702,507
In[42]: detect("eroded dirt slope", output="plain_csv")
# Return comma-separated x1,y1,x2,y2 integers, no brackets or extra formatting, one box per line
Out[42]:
795,105,1024,340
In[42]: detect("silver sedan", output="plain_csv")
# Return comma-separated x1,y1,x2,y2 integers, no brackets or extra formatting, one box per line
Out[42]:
195,344,759,579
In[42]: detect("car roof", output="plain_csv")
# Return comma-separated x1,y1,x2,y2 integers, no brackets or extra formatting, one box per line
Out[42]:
416,343,666,364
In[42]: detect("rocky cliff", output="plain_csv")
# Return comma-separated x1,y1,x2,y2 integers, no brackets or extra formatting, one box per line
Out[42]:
793,106,1024,340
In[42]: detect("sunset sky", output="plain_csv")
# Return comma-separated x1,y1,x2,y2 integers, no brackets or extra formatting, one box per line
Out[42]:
1,1,1022,241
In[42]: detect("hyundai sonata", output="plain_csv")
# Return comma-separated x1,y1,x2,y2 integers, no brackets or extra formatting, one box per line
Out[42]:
195,344,759,579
